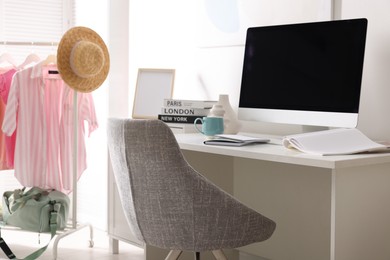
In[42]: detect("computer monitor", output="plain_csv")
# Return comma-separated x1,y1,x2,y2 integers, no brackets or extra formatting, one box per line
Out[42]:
238,18,368,128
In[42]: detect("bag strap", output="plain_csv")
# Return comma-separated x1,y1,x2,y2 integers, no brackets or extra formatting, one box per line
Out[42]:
0,201,61,260
0,237,16,259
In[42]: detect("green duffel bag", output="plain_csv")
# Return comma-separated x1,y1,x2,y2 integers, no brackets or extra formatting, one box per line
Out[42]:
2,187,70,233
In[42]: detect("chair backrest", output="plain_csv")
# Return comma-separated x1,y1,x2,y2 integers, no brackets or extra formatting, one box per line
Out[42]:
107,118,198,248
107,118,276,251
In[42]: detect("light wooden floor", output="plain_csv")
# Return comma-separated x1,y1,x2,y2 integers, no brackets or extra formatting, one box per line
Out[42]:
0,227,144,260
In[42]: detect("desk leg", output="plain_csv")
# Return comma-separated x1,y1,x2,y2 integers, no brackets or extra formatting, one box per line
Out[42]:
109,237,119,254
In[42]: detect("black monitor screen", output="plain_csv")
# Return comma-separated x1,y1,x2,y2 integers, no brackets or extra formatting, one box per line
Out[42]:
239,18,368,114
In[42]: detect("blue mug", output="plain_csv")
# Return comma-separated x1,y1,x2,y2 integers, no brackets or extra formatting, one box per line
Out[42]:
194,117,224,136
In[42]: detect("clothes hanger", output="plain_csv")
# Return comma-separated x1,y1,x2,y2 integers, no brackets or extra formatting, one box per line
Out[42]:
17,53,41,69
0,53,17,68
42,54,57,65
42,41,58,66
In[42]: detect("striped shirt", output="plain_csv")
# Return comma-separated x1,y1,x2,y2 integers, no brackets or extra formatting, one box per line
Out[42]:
2,62,98,193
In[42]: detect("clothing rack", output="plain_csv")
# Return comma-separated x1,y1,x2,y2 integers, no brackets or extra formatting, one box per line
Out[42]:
0,41,94,259
0,41,58,46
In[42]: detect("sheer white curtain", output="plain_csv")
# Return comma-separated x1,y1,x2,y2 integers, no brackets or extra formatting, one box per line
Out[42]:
0,0,74,63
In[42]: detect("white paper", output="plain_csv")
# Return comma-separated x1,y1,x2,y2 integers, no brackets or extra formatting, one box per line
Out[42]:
283,128,389,156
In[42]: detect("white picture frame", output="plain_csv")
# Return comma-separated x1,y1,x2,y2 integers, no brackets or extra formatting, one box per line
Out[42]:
132,68,175,119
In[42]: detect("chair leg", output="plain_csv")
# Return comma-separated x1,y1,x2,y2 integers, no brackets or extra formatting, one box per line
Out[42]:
194,251,200,260
211,250,228,260
165,250,183,260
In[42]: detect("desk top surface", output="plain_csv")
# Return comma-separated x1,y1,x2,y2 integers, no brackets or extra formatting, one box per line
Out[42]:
175,133,390,169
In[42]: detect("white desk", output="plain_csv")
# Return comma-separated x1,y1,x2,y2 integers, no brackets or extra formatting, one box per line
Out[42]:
174,133,390,260
109,133,390,260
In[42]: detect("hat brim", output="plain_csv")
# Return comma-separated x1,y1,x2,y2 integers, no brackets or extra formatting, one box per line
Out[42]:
57,26,110,93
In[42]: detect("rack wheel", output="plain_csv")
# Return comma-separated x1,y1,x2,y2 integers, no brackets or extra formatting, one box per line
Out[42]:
89,240,94,248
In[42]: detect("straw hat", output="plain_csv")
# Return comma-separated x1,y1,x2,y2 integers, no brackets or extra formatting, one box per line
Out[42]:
57,26,110,93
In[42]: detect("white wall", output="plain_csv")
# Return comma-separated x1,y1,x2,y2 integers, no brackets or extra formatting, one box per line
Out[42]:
128,0,198,113
108,0,130,118
126,0,390,140
340,0,390,140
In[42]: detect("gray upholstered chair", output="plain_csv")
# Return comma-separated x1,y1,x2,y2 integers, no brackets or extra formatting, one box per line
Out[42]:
107,118,276,260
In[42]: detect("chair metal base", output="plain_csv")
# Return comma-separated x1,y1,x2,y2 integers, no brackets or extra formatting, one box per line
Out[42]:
212,250,228,260
164,249,227,260
165,250,182,260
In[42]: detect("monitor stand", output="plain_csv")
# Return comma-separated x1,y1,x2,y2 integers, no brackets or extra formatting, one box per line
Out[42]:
302,125,330,133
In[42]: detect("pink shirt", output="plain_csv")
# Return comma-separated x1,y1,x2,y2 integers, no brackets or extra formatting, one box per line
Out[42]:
0,96,7,169
2,62,98,193
0,68,17,168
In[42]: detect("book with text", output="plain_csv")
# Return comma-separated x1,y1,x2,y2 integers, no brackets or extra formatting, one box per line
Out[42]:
158,114,202,124
282,128,390,156
163,99,217,109
161,107,210,116
204,134,270,147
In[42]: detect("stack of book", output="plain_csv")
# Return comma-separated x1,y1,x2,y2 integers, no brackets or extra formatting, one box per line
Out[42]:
158,99,217,124
158,99,217,133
